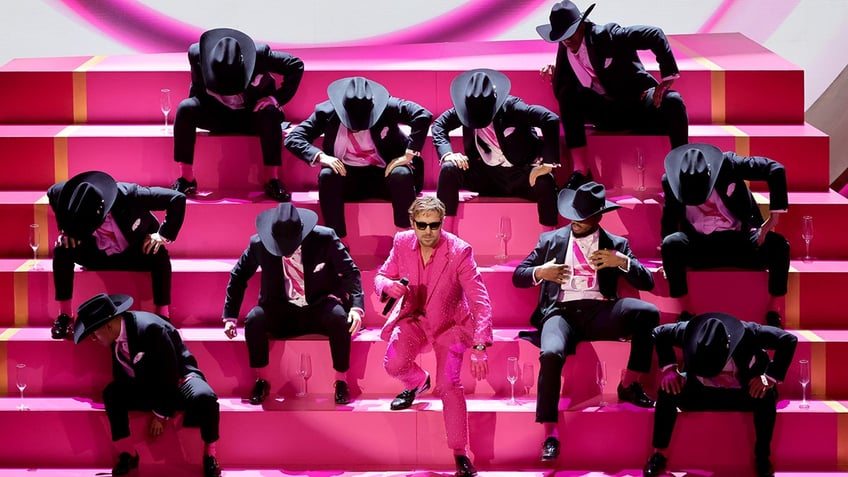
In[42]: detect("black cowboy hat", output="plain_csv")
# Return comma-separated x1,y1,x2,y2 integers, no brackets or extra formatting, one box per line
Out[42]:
536,1,596,43
557,181,621,221
664,143,727,206
56,171,118,239
683,312,745,378
449,69,511,129
327,77,390,131
200,28,257,95
256,203,319,257
73,293,133,344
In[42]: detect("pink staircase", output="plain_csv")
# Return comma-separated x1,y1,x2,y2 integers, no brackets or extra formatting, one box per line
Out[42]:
1,33,846,476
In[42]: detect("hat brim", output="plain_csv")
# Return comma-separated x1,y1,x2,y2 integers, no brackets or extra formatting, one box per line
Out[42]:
327,77,390,131
200,28,257,95
450,68,512,129
256,207,318,257
664,143,726,206
682,312,744,378
56,171,118,238
536,3,595,43
73,294,133,344
557,187,621,221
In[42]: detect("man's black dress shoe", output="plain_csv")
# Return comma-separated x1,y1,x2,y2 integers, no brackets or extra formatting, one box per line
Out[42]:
565,171,590,190
676,310,695,323
541,436,560,461
248,379,270,405
643,452,667,477
112,452,139,476
264,178,291,202
51,313,72,340
454,455,478,477
334,380,351,405
390,373,430,410
203,455,222,477
618,382,655,408
755,457,775,477
765,311,783,328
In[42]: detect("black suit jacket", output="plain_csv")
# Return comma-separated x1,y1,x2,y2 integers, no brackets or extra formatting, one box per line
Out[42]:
223,225,365,318
47,182,186,244
432,95,560,167
553,21,679,104
284,97,432,189
112,311,204,418
661,152,788,239
513,225,654,329
187,42,304,110
653,317,797,384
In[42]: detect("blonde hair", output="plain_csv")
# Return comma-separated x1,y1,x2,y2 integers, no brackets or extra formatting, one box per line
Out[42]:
408,196,446,220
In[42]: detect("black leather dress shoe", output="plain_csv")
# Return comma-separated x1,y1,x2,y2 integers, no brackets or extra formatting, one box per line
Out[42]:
264,178,291,202
765,311,783,328
390,374,430,410
248,379,270,405
172,177,197,195
203,455,222,477
334,380,350,405
618,382,655,408
112,452,139,476
565,171,589,190
541,436,560,461
454,455,478,477
51,313,72,340
643,452,667,476
755,457,775,477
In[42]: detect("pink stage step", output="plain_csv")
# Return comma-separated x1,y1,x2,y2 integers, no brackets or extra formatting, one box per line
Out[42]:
0,397,842,472
2,257,847,330
0,35,804,126
0,122,829,192
2,326,845,402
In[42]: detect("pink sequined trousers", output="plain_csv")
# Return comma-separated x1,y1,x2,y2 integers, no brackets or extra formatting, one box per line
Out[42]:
384,318,468,450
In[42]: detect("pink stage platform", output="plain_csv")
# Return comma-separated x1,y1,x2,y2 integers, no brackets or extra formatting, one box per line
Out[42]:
0,33,846,475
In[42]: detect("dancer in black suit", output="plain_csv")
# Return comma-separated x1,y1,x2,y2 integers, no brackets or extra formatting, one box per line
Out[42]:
643,312,797,477
285,77,432,240
513,181,659,461
537,1,688,189
172,28,304,201
432,68,560,234
660,143,790,327
48,171,185,339
223,203,365,405
74,293,221,477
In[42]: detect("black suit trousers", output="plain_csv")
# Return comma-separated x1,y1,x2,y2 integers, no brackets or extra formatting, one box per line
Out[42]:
559,87,688,150
535,298,659,423
652,379,777,459
173,97,285,167
52,242,172,306
437,160,558,226
244,298,351,371
317,163,416,238
103,374,220,444
661,229,790,297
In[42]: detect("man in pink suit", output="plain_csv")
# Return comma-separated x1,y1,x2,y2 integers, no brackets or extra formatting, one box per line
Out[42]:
375,196,493,477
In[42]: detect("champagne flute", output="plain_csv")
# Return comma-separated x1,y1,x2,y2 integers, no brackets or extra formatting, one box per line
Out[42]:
506,357,519,405
801,216,814,262
522,362,535,393
596,361,608,407
28,224,41,270
296,352,312,398
16,363,29,411
635,148,646,192
798,359,810,409
495,216,512,263
160,88,172,134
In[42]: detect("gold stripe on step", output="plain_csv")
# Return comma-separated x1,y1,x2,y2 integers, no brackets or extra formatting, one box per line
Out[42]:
72,55,107,124
668,38,725,124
